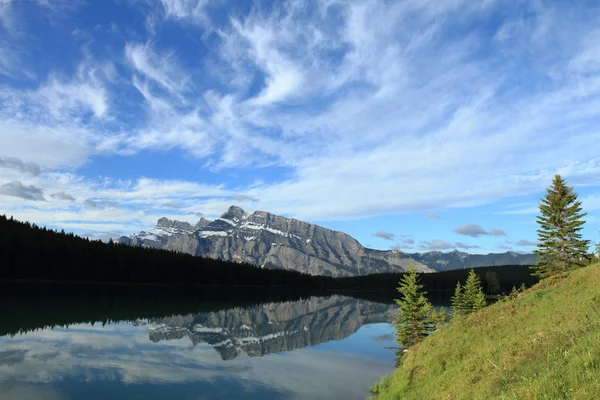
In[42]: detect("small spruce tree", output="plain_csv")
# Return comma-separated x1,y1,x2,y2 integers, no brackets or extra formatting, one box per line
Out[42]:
394,261,432,349
451,281,466,316
452,270,487,315
430,306,448,330
463,269,487,312
533,174,590,277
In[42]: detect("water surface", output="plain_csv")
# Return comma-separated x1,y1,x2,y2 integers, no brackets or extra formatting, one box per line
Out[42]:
0,292,396,400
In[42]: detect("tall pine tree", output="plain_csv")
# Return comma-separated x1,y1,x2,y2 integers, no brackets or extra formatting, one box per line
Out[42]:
533,175,590,277
394,261,431,349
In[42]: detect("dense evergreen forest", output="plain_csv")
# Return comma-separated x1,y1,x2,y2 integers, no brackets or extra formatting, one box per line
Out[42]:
0,283,320,337
0,215,323,288
328,265,539,296
0,215,535,295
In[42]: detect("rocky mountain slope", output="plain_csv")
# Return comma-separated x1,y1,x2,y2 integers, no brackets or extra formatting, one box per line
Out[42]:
135,296,394,360
119,206,535,276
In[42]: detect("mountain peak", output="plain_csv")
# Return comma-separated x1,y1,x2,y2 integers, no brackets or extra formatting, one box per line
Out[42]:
156,217,193,232
195,217,211,230
156,217,174,227
220,205,248,221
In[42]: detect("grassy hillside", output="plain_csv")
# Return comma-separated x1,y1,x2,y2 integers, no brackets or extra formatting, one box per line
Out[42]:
371,263,600,400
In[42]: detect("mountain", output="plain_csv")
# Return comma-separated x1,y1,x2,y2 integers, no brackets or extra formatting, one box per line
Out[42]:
118,216,197,248
135,295,394,360
119,206,535,276
410,249,537,272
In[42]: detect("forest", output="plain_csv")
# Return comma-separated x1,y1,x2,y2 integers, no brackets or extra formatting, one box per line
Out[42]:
0,214,323,288
0,215,535,295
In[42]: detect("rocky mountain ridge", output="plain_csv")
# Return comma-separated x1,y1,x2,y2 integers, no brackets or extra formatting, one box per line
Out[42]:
119,206,536,276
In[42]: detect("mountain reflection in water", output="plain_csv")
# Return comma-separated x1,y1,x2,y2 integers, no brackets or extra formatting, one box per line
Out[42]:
137,295,395,360
0,290,397,400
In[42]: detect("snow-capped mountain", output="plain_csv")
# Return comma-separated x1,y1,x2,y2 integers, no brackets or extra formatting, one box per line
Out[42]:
119,205,536,276
119,216,210,248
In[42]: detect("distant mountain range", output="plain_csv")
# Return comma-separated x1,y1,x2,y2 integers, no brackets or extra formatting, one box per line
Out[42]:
119,206,536,276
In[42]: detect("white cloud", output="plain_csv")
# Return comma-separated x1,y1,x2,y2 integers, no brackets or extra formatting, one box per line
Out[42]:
154,0,208,24
2,0,600,231
0,173,238,235
125,43,189,97
37,69,109,118
0,121,93,169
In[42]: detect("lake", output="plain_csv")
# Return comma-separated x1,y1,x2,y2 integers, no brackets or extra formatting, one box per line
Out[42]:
0,287,397,400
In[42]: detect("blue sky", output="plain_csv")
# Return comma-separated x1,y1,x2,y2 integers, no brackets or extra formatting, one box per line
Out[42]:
0,0,599,254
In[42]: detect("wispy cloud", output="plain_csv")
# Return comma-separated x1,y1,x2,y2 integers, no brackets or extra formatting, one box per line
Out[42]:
50,192,76,202
162,201,181,209
418,239,455,251
455,241,480,250
0,180,45,201
0,157,41,176
516,239,538,247
1,0,600,237
372,230,395,241
391,237,416,251
233,194,260,203
454,224,507,238
84,199,119,210
125,42,189,98
425,212,441,219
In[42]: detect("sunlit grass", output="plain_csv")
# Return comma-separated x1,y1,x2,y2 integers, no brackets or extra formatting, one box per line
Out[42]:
370,263,600,400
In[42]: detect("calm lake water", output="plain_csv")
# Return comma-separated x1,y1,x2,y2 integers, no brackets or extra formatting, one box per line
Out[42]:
0,292,397,400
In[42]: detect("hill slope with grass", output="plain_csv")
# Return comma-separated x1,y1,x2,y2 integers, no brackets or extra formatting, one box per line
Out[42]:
371,263,600,400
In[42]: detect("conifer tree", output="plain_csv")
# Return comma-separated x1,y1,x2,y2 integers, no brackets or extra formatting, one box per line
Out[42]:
462,269,487,312
430,306,448,329
394,261,431,349
533,175,590,277
451,282,466,316
452,270,486,315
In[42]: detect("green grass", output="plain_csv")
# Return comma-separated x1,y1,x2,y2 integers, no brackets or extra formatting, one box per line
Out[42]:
370,263,600,400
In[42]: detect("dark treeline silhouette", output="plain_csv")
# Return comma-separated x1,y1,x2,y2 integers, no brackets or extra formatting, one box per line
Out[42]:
0,282,397,339
0,282,320,337
0,215,535,297
325,265,539,296
0,215,326,288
